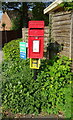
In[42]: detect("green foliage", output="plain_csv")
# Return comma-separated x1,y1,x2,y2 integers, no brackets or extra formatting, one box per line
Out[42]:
2,56,72,118
11,16,21,30
2,38,22,61
2,2,29,28
32,2,49,26
2,59,34,114
2,39,72,118
37,55,72,118
2,23,6,27
2,2,50,28
60,2,73,11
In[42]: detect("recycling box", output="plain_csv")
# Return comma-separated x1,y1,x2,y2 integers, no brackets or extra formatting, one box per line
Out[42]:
28,21,44,59
19,42,26,59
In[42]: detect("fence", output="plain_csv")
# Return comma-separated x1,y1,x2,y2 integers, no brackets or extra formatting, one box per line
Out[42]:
0,30,22,47
51,11,72,58
51,10,73,71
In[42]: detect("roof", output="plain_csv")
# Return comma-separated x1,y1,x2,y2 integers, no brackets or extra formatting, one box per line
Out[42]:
44,0,63,14
1,12,11,23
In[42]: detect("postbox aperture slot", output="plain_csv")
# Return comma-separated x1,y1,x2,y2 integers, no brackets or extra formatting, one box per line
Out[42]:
33,40,40,53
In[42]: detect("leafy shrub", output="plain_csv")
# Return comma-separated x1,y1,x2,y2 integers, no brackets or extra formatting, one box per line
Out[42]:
2,55,72,118
2,38,22,61
37,55,72,118
2,59,34,114
2,39,72,118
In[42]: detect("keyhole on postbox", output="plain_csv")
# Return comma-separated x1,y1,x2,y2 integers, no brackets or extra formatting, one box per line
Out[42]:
33,40,39,52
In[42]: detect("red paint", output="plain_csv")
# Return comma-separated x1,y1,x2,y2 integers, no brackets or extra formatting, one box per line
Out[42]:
28,21,44,58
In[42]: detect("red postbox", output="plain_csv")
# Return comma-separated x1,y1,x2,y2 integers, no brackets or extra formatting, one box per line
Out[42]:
28,21,44,59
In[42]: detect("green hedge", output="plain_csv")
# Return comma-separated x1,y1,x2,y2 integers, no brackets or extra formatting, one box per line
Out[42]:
2,38,22,61
2,39,72,118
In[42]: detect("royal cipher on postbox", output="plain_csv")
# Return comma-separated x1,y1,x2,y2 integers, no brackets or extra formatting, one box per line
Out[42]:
28,21,44,59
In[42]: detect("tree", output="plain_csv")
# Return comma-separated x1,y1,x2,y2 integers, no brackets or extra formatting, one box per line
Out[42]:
2,2,51,29
2,22,6,31
31,2,49,26
2,2,29,29
11,16,21,30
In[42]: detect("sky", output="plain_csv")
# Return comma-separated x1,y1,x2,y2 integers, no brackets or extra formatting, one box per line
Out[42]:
0,11,3,19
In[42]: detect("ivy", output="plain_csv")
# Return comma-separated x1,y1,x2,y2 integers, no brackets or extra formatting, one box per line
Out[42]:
60,1,73,11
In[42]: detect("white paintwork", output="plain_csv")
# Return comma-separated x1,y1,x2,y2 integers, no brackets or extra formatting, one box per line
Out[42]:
44,0,63,14
33,40,39,52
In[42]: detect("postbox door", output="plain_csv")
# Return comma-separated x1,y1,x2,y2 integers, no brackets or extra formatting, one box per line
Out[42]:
28,36,44,58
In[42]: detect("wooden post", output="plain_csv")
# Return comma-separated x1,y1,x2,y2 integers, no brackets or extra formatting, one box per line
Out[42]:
22,28,25,42
33,69,37,80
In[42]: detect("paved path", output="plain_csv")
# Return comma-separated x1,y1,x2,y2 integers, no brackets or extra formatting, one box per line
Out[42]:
0,49,3,63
